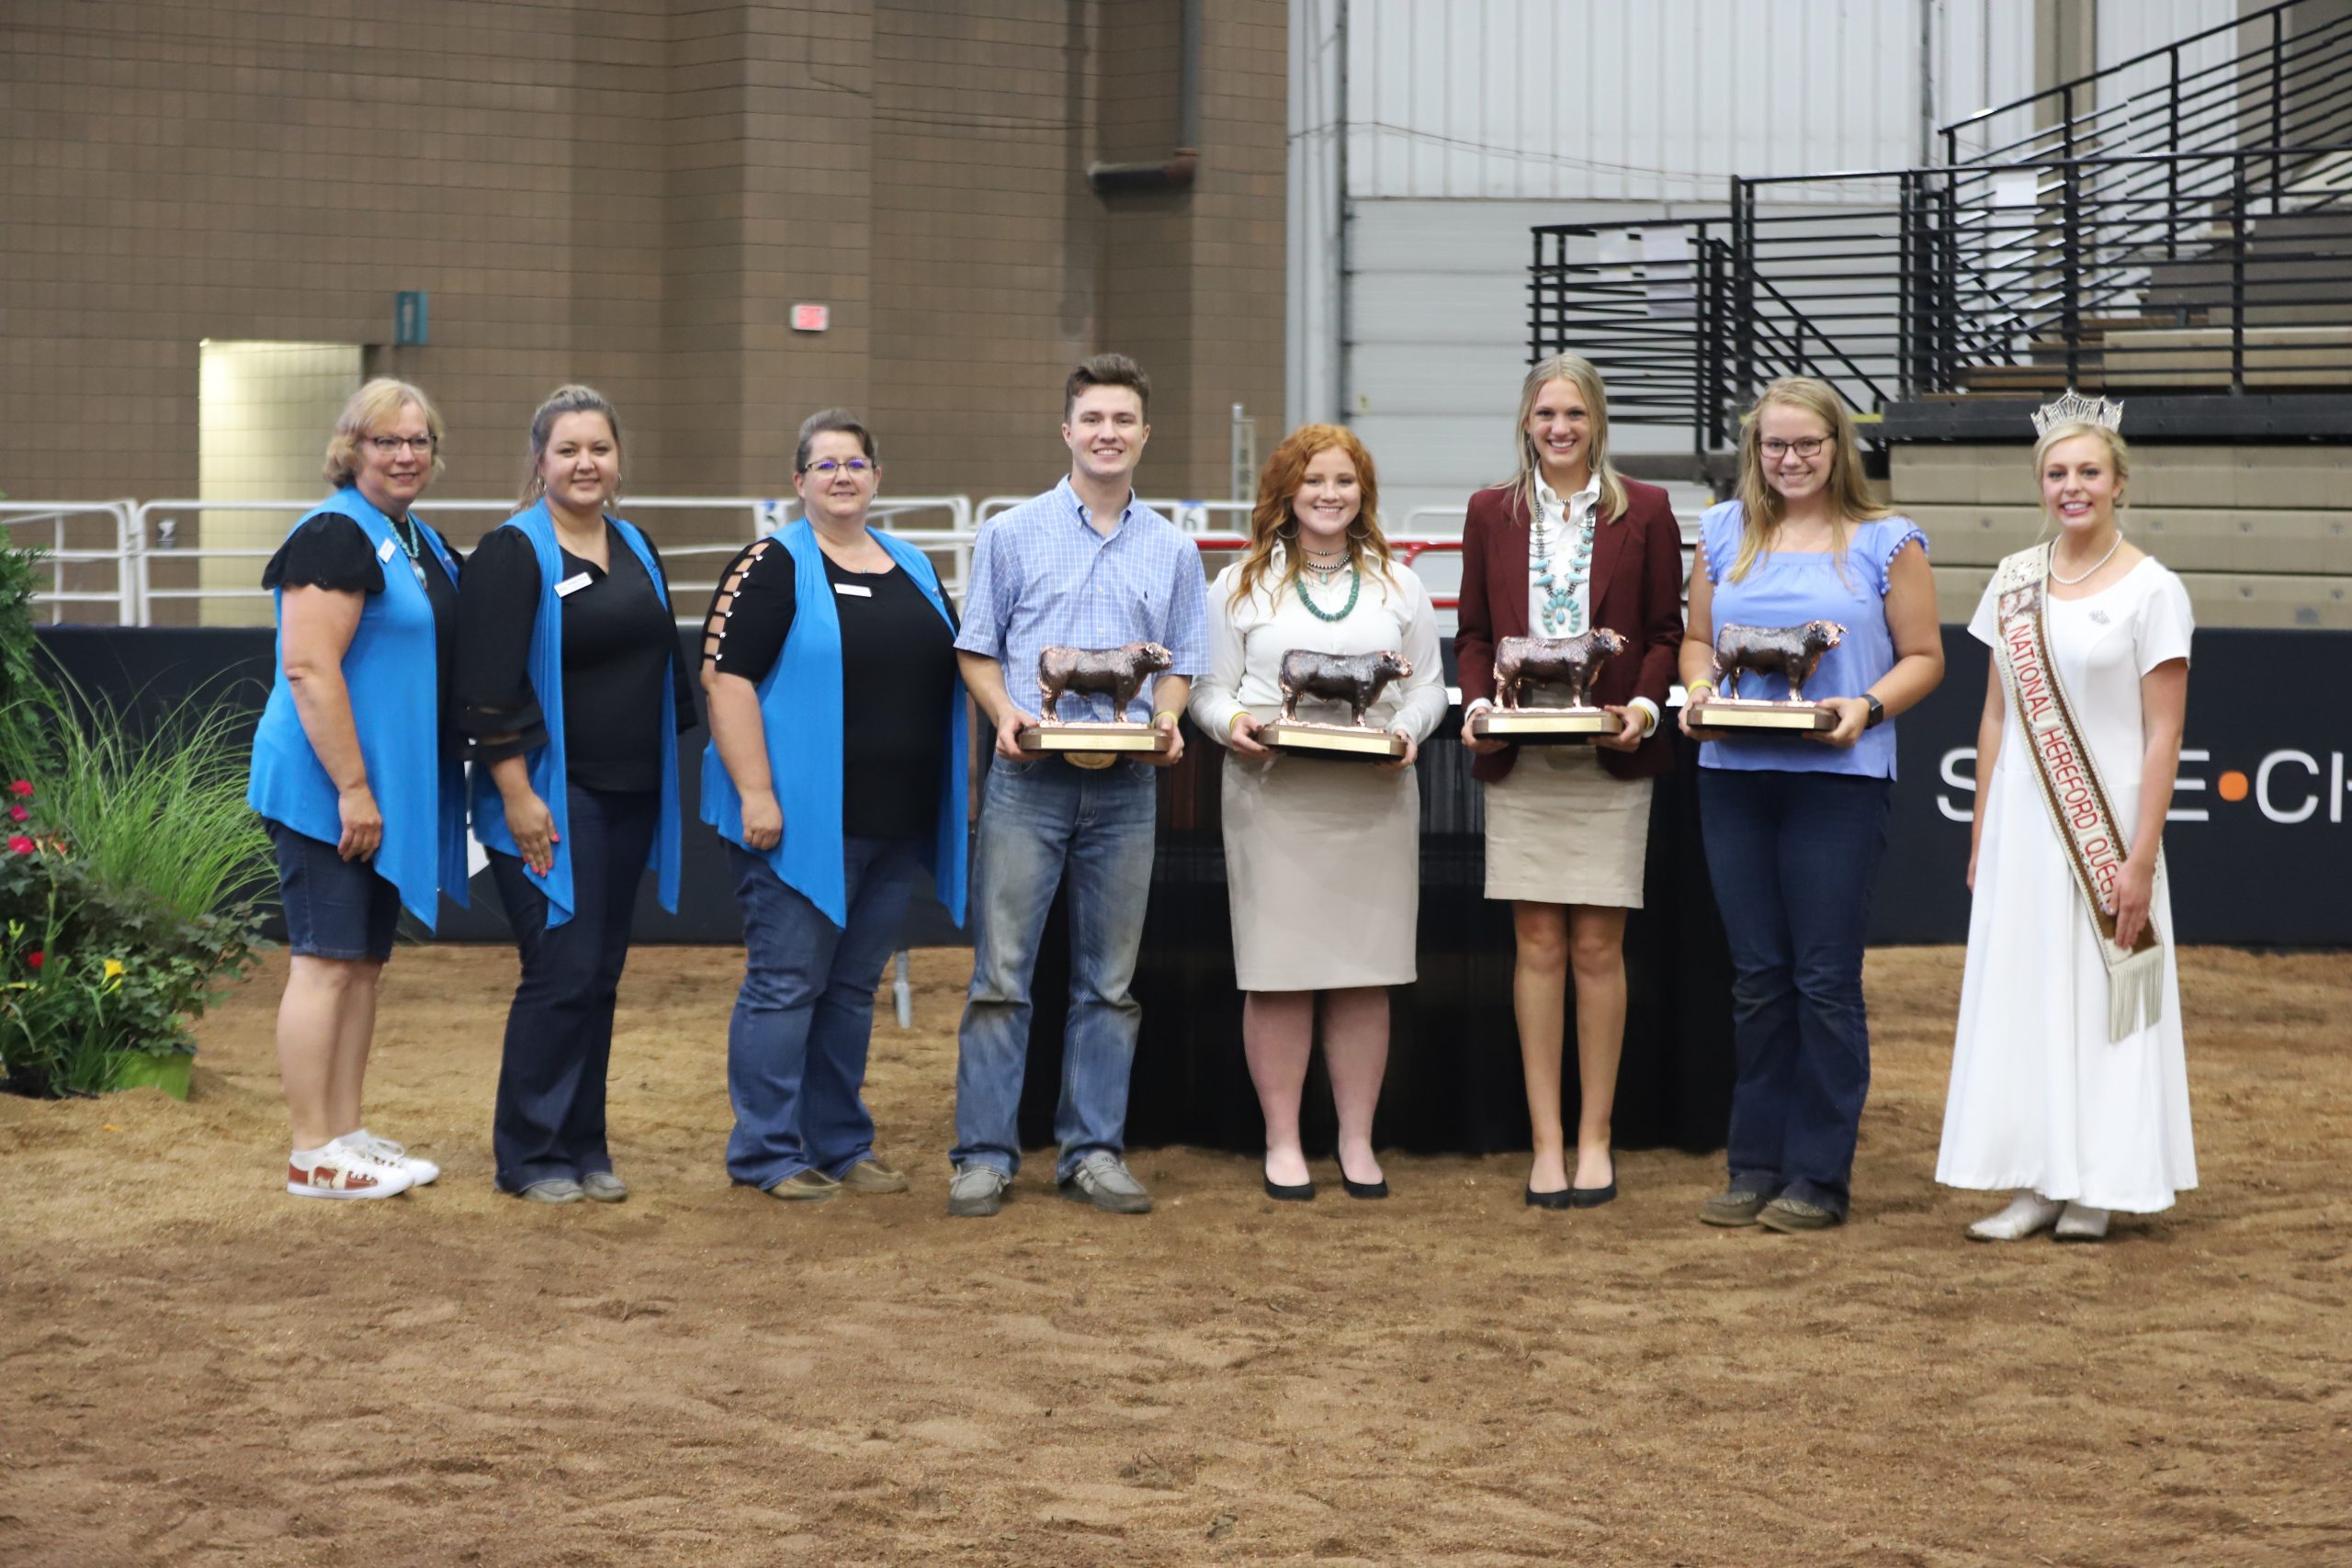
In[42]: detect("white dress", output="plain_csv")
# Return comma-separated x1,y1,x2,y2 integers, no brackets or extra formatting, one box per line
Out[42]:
1936,558,2198,1213
1188,552,1451,991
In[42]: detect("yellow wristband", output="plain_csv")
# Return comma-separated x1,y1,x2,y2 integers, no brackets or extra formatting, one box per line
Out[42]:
1153,710,1181,729
1684,680,1716,701
1227,710,1250,737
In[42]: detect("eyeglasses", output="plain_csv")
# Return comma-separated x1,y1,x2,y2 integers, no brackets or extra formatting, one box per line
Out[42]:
367,435,435,456
805,458,874,477
1760,436,1828,460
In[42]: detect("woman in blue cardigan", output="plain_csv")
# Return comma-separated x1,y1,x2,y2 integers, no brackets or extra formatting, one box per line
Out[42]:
249,378,469,1201
455,385,695,1204
701,409,967,1202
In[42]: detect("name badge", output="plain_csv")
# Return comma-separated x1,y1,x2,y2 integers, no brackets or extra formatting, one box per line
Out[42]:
377,537,398,563
833,583,873,599
554,571,594,598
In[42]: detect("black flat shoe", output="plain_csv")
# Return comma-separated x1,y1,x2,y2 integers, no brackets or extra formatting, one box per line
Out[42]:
1568,1158,1618,1208
1525,1185,1574,1210
1262,1174,1316,1201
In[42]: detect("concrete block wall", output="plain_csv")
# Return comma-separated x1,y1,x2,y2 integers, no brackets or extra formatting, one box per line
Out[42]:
0,0,1285,584
1893,442,2352,629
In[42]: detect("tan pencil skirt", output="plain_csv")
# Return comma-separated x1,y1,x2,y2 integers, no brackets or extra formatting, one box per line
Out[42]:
1481,747,1653,908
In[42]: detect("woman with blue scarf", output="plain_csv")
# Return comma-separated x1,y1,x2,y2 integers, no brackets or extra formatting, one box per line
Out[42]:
455,386,695,1204
249,378,469,1201
701,410,967,1202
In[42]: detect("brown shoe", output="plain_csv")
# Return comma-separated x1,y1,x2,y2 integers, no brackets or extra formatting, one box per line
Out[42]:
762,1169,840,1202
1757,1196,1842,1233
1700,1188,1769,1227
837,1157,910,1194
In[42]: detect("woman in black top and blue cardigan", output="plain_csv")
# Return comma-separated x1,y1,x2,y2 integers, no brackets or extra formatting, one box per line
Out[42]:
455,385,695,1204
702,409,967,1202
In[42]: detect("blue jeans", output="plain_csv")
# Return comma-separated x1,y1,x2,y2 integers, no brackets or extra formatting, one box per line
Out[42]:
951,756,1159,1179
724,836,921,1189
488,784,658,1190
1697,768,1891,1217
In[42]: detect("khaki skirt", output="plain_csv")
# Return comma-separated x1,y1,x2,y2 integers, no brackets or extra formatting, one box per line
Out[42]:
1222,745,1420,991
1481,747,1653,908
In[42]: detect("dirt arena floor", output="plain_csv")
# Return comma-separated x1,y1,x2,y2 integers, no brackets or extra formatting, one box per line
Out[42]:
3,944,2347,1568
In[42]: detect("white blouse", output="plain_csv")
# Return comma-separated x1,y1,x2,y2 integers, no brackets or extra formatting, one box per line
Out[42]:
1190,549,1451,743
1528,471,1601,636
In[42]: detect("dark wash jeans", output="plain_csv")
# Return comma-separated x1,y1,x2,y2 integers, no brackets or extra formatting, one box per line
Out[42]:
1697,767,1892,1217
723,836,922,1190
488,783,659,1191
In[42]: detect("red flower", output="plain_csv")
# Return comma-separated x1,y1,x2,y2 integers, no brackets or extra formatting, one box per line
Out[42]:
26,951,43,968
6,806,24,823
6,835,32,854
6,781,30,797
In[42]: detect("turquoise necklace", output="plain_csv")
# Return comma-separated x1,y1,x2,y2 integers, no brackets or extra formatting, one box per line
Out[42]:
390,514,426,589
1299,562,1360,622
1530,486,1595,636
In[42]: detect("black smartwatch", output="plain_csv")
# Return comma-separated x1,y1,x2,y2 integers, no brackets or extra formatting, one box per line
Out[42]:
1862,693,1886,729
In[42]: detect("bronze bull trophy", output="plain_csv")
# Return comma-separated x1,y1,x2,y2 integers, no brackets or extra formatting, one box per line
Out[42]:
1467,627,1630,745
1686,620,1845,734
1258,648,1412,762
1016,642,1177,763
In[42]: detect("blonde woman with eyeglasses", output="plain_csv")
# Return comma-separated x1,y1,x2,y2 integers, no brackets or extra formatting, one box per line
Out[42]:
1678,377,1943,1234
248,378,469,1200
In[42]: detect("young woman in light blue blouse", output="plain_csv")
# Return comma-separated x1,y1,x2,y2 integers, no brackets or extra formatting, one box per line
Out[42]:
1678,377,1944,1234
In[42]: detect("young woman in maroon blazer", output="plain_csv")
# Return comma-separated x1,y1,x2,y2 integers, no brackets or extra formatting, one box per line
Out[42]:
1458,354,1686,1210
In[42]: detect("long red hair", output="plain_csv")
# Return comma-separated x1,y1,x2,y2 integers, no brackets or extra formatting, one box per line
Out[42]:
1227,423,1393,609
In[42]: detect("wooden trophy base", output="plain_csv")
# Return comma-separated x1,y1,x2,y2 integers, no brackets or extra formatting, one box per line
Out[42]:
1469,707,1618,746
1689,698,1838,733
1017,721,1172,764
1260,721,1408,762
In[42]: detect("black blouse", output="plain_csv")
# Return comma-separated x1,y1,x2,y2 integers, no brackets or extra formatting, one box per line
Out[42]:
454,523,696,795
262,513,462,751
703,537,959,840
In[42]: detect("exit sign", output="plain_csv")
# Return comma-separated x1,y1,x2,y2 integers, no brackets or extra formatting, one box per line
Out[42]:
791,303,830,333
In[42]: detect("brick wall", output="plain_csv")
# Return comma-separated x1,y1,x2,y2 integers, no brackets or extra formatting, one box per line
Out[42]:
0,0,1285,563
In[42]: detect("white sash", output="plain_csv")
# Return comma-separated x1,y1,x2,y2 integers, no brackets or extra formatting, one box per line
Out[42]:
1988,545,2165,1043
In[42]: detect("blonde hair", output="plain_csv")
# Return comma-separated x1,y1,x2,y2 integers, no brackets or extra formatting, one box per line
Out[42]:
1725,377,1887,582
1228,423,1395,609
1495,354,1629,530
520,384,624,508
323,378,445,490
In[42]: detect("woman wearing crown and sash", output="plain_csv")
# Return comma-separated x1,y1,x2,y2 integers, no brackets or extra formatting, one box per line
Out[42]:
1936,393,2197,1242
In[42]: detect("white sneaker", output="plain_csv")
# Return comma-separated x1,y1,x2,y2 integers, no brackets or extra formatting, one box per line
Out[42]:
1966,1191,2064,1243
2054,1202,2112,1242
288,1146,413,1201
345,1129,439,1186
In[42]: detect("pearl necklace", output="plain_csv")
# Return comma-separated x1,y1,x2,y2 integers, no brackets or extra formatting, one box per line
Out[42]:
2047,533,2121,586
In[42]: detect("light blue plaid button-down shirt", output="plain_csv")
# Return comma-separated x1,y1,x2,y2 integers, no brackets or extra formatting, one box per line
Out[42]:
956,478,1210,723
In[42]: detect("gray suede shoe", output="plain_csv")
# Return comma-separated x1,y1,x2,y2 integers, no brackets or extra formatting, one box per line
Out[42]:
946,1165,1010,1218
763,1169,841,1202
1700,1188,1769,1227
579,1170,628,1203
838,1157,910,1195
516,1179,583,1204
1757,1196,1842,1233
1057,1152,1153,1214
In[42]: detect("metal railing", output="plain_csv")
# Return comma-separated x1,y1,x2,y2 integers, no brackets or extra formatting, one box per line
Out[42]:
1,502,140,624
1534,148,2352,448
7,492,1489,621
120,495,975,626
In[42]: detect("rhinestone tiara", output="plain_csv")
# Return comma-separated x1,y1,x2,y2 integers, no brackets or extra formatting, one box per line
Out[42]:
2031,389,2125,436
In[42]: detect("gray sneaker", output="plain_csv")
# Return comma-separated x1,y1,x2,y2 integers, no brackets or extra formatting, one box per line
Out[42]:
1700,1188,1769,1227
579,1169,628,1203
515,1178,583,1203
1757,1195,1842,1233
1057,1151,1153,1214
946,1165,1010,1218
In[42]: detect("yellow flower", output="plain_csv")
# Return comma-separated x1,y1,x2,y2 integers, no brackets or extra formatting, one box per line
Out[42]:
102,959,124,980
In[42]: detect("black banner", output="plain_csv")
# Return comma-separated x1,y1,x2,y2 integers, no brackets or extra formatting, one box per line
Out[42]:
36,624,2352,948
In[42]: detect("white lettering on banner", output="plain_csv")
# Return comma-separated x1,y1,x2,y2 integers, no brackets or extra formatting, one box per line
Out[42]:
2170,750,2210,822
2257,750,2322,824
1938,747,1976,822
